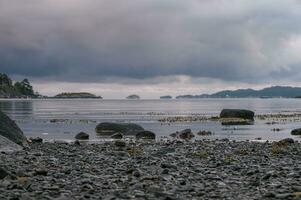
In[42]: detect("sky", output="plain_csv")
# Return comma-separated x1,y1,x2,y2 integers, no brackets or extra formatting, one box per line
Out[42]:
1,0,301,98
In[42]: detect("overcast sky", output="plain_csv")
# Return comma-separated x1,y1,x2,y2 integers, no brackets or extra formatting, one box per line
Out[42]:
1,0,301,98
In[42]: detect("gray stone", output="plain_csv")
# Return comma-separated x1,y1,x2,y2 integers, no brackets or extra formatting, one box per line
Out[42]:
220,109,255,120
0,111,27,146
95,122,144,136
136,131,156,140
75,132,89,140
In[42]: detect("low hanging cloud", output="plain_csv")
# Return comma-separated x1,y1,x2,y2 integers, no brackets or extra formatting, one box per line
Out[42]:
0,0,301,83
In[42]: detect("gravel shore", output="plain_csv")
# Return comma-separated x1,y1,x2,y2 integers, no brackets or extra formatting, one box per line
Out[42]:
1,139,301,199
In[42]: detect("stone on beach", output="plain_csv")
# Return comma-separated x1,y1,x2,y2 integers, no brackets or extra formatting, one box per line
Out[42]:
0,111,27,146
136,131,156,140
179,129,195,140
75,132,89,140
95,122,144,136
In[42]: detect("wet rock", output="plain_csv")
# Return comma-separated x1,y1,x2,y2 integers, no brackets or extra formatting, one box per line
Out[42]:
0,168,9,179
0,111,27,146
291,128,301,135
34,168,48,176
29,137,43,144
111,133,123,139
278,138,294,145
95,122,144,136
75,132,89,140
114,140,126,147
220,109,255,120
136,131,156,140
179,129,195,140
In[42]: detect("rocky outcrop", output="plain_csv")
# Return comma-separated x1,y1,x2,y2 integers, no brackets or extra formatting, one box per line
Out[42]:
136,131,156,140
75,132,89,140
0,135,23,153
220,109,255,120
0,111,27,146
96,122,144,136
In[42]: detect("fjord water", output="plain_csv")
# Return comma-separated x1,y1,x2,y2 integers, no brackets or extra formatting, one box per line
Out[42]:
0,98,301,141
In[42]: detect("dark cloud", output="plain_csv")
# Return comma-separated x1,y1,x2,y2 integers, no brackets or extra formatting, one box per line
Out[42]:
0,0,301,83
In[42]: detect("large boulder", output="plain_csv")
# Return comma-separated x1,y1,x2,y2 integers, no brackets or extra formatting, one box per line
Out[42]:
75,132,89,140
136,131,156,140
0,135,23,153
95,122,144,136
0,111,27,146
291,128,301,135
220,109,255,120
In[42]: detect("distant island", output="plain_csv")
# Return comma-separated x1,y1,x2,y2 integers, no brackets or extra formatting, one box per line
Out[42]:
160,95,173,99
0,73,38,98
176,86,301,99
54,92,102,99
127,94,140,100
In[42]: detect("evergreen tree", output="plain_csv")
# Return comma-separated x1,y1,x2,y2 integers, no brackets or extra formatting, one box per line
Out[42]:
14,79,34,96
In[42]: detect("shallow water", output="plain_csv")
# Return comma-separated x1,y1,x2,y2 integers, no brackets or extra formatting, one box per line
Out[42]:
1,98,301,141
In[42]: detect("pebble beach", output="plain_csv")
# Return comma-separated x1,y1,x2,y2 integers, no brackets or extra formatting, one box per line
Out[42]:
1,139,301,200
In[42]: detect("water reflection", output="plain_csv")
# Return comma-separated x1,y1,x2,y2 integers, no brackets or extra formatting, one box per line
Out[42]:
0,100,33,119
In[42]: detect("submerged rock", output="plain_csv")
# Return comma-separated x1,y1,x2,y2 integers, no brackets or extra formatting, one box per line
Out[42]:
95,122,144,136
220,109,255,120
291,128,301,135
221,118,254,126
75,132,89,140
136,131,156,140
0,111,27,146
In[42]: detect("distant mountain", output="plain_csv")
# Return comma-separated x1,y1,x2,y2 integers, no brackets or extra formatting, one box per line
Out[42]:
54,92,102,99
0,73,37,98
160,95,173,99
176,86,301,99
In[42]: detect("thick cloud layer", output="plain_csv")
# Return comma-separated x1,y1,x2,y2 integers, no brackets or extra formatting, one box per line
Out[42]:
0,0,301,83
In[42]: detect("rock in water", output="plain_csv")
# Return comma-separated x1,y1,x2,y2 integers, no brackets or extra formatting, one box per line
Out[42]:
0,111,27,146
179,129,195,140
95,122,144,136
111,133,123,139
75,132,89,140
220,109,255,120
136,131,156,140
291,128,301,135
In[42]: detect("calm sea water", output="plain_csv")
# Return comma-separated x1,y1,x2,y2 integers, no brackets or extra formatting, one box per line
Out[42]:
1,98,301,141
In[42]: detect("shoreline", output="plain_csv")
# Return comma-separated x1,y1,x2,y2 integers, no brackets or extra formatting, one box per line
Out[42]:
1,139,301,199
